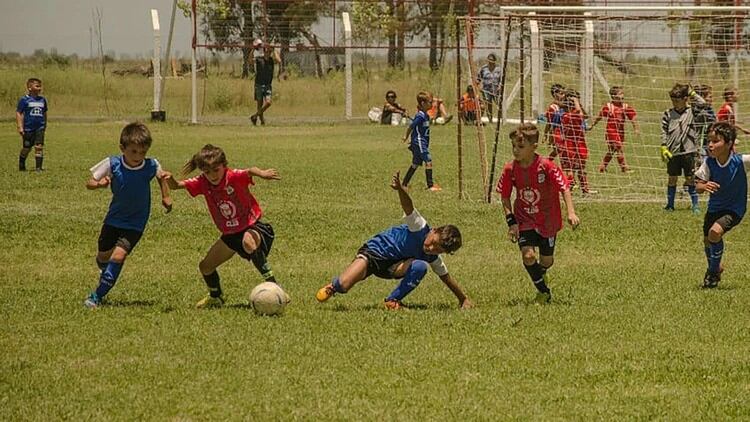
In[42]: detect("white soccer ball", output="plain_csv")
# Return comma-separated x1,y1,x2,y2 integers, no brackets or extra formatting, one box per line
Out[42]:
249,282,289,316
435,117,446,125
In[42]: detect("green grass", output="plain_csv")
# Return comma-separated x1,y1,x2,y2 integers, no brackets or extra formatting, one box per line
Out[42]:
2,120,750,420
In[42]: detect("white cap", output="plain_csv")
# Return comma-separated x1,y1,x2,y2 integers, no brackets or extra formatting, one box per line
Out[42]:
253,39,263,48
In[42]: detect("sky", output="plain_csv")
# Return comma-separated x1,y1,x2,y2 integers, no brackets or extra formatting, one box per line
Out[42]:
0,0,193,58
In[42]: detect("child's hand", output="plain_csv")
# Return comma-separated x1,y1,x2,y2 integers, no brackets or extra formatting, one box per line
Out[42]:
508,224,519,243
17,127,24,136
159,171,173,181
390,171,403,191
259,168,281,180
703,181,721,193
162,196,173,213
460,297,474,310
659,145,673,163
568,212,580,229
98,176,111,188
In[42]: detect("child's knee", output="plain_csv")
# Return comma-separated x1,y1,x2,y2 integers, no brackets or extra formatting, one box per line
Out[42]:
109,248,128,264
242,231,261,255
707,227,723,243
425,161,433,169
409,260,429,278
521,249,536,265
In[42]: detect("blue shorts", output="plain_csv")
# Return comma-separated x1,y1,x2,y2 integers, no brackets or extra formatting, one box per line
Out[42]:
409,144,432,166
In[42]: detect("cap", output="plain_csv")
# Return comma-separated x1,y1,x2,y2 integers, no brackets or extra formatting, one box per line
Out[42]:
253,39,263,48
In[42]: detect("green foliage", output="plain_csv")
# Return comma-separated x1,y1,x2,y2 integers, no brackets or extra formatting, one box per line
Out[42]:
210,82,233,111
1,122,750,419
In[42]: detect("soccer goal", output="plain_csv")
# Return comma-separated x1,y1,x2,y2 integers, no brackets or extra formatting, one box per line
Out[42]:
458,5,750,203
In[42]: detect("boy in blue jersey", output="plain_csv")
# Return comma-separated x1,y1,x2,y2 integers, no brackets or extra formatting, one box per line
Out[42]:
316,172,473,310
401,91,442,192
15,78,48,171
83,122,173,308
695,122,750,288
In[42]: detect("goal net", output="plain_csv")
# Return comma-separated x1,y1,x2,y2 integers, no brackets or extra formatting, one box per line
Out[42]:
459,6,750,203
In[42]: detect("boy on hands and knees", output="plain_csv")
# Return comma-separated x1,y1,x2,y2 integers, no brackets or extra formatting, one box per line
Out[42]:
316,172,473,310
497,124,580,304
694,122,750,288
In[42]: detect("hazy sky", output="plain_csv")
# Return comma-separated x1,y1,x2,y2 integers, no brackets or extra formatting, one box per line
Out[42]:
0,0,193,57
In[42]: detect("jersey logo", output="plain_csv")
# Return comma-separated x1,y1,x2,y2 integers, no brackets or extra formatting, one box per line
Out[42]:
226,185,234,195
537,172,546,184
521,187,541,215
218,200,238,227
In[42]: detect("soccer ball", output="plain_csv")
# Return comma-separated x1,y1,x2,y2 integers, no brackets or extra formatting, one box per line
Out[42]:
435,117,446,125
249,282,289,316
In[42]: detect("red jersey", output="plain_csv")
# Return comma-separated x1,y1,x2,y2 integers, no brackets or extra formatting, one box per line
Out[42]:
183,168,262,235
717,102,735,125
496,154,569,238
545,103,563,145
460,93,478,112
561,109,589,162
598,101,636,142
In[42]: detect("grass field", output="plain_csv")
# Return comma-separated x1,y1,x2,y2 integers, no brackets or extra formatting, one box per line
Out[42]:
2,119,750,420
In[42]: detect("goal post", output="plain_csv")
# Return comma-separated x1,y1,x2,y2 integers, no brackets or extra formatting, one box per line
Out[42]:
458,5,750,202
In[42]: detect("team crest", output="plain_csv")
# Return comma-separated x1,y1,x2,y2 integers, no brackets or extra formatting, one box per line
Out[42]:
226,185,234,195
537,172,545,184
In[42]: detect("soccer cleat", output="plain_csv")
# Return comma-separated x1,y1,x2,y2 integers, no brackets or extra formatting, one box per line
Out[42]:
250,115,258,126
315,283,335,302
427,183,442,192
691,205,701,215
663,205,675,212
534,291,551,305
384,299,403,310
702,271,721,289
19,165,26,172
195,294,225,309
83,292,101,309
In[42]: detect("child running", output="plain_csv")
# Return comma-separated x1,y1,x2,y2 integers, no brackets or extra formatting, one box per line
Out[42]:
84,122,173,308
402,91,441,191
587,86,639,173
694,122,750,288
316,172,472,310
164,144,283,308
497,123,580,304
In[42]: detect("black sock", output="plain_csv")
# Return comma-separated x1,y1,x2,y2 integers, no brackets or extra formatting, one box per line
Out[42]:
35,156,43,170
524,262,549,293
250,251,276,283
19,155,26,170
202,271,222,297
426,168,434,187
402,166,417,186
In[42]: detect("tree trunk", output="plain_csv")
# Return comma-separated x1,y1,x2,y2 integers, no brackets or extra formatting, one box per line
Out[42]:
387,0,396,67
428,7,439,71
240,1,254,78
396,0,405,69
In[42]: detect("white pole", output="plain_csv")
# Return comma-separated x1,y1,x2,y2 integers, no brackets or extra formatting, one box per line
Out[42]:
157,0,178,120
581,13,594,115
529,13,542,120
342,12,352,120
190,7,198,124
151,9,162,116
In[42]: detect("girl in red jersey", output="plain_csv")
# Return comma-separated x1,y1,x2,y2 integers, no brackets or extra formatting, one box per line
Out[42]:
497,123,580,304
164,144,283,308
560,90,594,194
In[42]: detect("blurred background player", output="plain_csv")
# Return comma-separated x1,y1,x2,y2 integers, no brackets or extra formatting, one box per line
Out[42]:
459,85,479,125
560,90,593,194
16,78,48,171
316,172,472,310
588,86,639,173
83,122,172,308
695,122,750,288
249,40,281,126
402,91,441,191
717,86,750,136
660,83,705,213
477,53,502,122
543,83,566,162
380,90,408,125
426,95,452,125
497,123,580,304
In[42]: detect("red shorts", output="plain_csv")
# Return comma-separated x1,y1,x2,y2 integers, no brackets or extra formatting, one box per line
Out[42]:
560,141,588,170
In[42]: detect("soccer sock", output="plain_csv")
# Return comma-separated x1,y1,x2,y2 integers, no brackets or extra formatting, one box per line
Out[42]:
425,168,434,188
688,185,698,207
94,261,123,299
35,148,43,170
19,155,27,170
331,277,347,294
577,171,589,192
95,258,107,272
616,152,626,169
708,240,724,274
202,271,222,298
250,250,276,283
666,185,676,208
524,262,550,294
402,166,417,186
704,245,711,267
386,260,428,301
602,153,612,166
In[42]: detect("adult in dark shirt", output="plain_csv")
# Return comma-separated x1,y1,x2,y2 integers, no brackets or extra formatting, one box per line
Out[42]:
381,90,408,125
250,40,281,126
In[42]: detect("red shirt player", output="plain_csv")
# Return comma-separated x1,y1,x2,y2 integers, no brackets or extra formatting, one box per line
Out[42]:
165,144,283,309
588,86,639,173
560,93,592,193
497,123,579,304
544,84,566,161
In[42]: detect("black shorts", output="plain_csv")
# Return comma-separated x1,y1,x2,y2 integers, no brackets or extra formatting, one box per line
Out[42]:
98,224,143,254
22,129,45,148
254,84,272,102
220,220,275,260
703,211,742,237
517,230,556,256
356,245,403,280
667,153,698,177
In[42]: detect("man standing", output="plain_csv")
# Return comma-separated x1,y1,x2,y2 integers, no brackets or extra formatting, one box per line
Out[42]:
250,39,281,126
477,53,503,122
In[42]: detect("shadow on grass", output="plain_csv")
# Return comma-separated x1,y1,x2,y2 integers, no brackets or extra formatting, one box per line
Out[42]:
319,302,453,312
105,299,158,308
503,295,573,307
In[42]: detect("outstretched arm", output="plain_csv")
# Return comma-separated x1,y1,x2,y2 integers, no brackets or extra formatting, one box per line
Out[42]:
390,172,414,215
86,176,110,190
438,273,473,309
248,167,281,180
587,115,602,131
161,171,186,190
156,170,173,213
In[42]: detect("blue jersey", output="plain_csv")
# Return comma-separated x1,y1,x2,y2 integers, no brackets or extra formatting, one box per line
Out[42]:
410,110,430,153
90,156,160,232
364,210,448,275
695,153,750,218
16,94,48,132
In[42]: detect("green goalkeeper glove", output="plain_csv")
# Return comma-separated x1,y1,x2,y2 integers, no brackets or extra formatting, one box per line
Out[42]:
660,145,673,163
